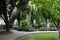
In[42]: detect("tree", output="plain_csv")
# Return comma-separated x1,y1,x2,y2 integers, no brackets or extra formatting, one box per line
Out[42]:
0,0,10,31
16,0,30,27
30,0,60,40
0,0,29,31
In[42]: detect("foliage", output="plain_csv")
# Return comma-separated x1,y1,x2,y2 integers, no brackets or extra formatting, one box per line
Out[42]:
0,0,29,31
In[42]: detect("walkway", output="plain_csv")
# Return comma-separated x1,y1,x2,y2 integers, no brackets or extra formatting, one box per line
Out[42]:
0,30,58,40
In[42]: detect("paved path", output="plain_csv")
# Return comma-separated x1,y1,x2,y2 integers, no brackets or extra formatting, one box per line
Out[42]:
0,30,58,40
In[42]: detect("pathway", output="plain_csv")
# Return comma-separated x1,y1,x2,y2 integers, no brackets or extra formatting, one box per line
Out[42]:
0,30,58,40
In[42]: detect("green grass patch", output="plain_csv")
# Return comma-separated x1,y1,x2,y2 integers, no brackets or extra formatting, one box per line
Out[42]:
19,32,59,40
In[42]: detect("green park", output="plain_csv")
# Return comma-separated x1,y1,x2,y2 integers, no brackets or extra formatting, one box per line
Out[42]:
0,0,60,40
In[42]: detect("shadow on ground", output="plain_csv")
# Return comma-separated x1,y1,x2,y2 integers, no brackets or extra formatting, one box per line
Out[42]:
0,31,13,35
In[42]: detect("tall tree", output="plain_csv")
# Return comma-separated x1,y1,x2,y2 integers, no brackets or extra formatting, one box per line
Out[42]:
30,0,60,40
0,0,29,31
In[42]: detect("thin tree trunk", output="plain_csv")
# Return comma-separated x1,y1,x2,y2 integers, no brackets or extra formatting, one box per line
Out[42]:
45,19,49,31
58,28,60,40
59,32,60,40
57,21,60,40
46,19,50,31
17,20,20,27
30,10,34,27
58,27,60,40
17,12,20,27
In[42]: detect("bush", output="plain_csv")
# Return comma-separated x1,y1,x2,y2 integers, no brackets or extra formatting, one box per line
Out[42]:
14,21,31,31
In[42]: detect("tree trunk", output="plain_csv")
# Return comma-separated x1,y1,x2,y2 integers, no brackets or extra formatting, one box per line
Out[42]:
31,18,34,27
58,27,60,40
30,10,34,27
45,19,49,31
57,20,60,40
46,19,50,31
59,32,60,40
3,14,10,32
17,20,20,27
58,28,60,40
2,0,10,32
17,12,20,27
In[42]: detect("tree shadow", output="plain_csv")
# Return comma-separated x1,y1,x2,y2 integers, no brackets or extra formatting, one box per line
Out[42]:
0,30,13,35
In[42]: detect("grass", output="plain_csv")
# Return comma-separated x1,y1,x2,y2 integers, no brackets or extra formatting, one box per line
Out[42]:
19,32,59,40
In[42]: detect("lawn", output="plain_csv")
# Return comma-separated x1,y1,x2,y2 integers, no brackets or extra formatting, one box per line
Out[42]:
19,32,59,40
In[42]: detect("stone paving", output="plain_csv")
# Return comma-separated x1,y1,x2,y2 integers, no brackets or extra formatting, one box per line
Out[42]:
0,30,58,40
